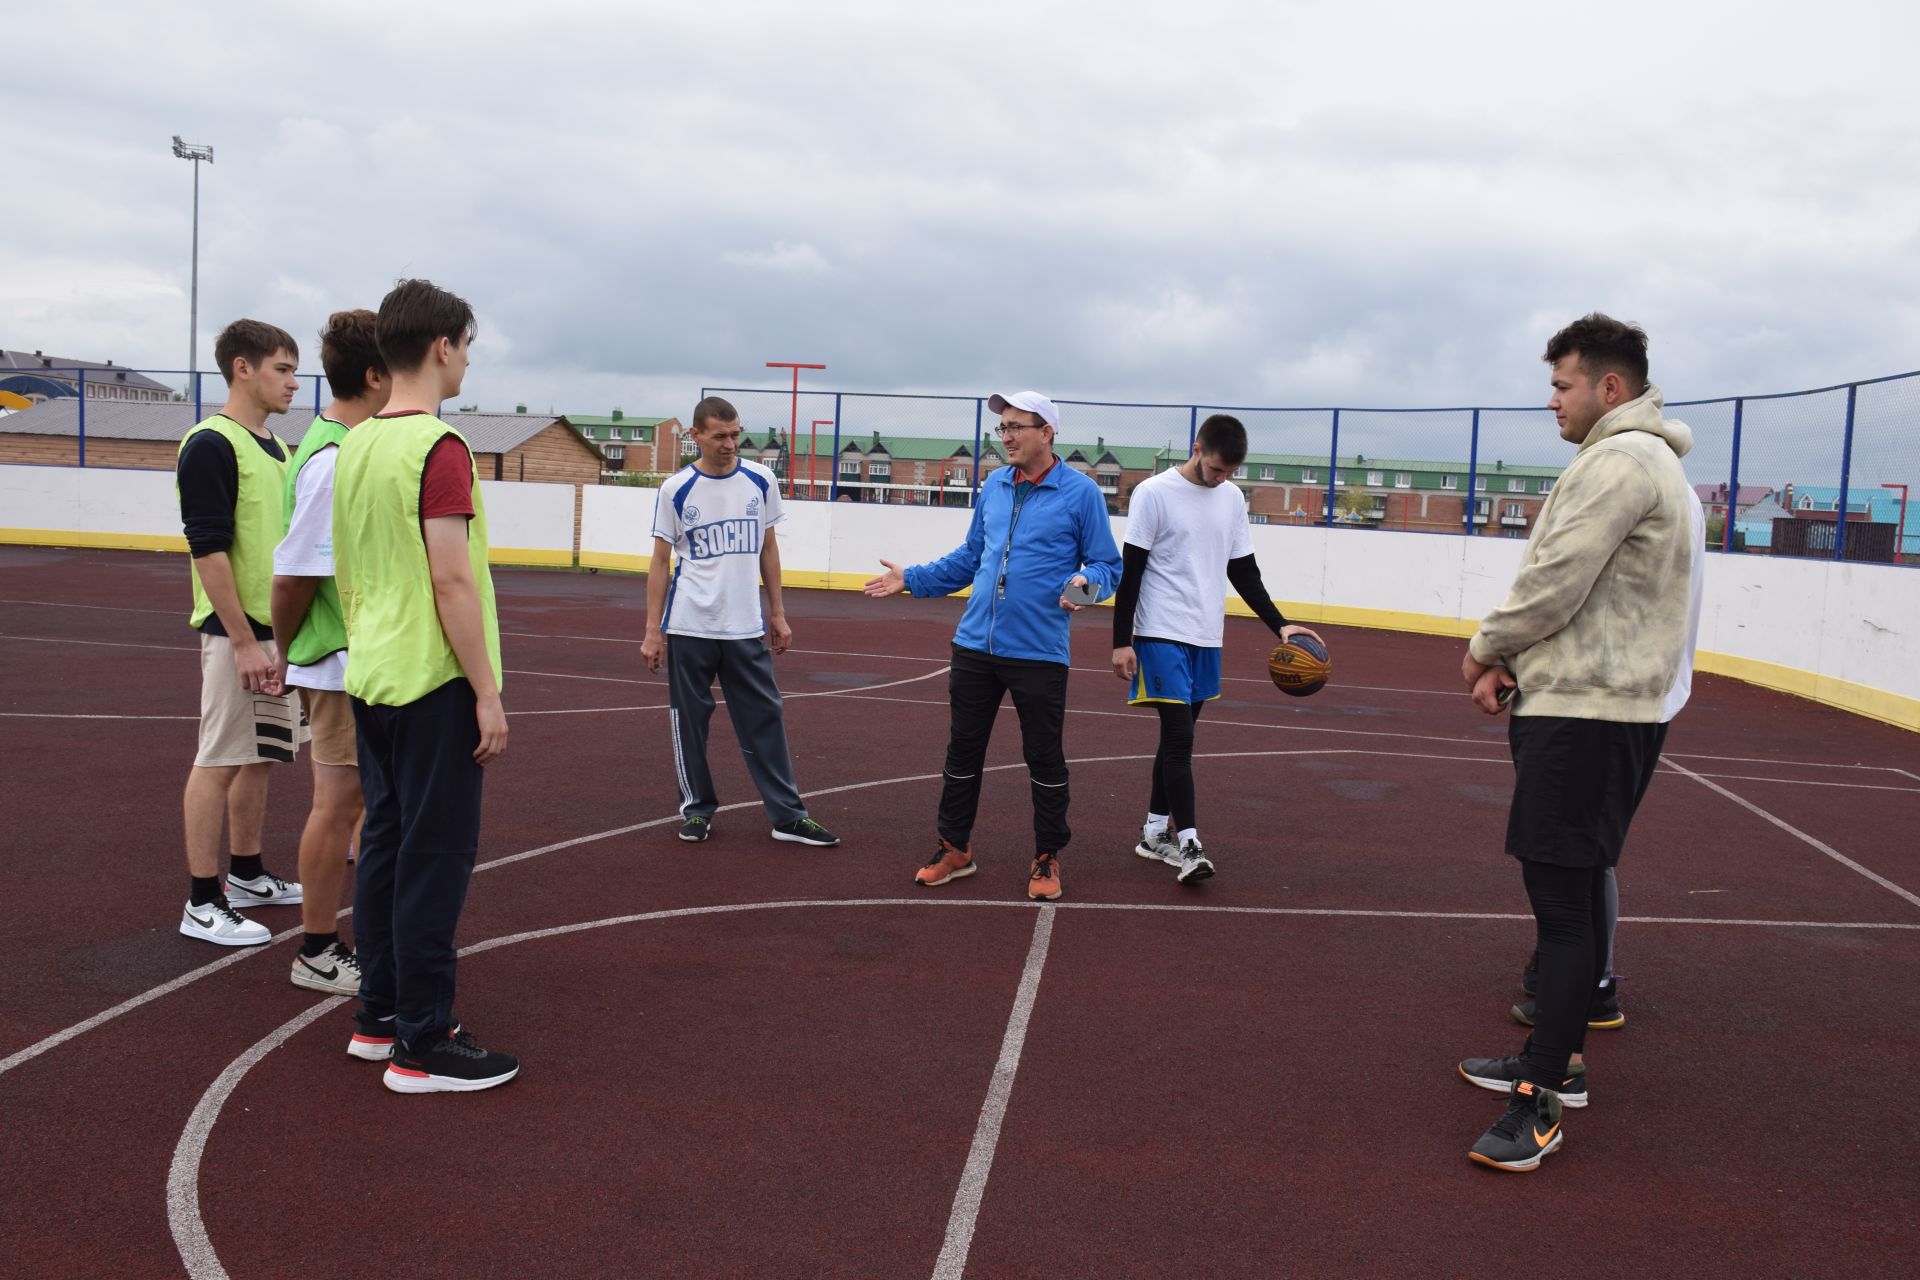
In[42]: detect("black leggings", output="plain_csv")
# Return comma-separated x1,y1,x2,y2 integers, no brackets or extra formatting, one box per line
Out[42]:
1148,700,1206,831
1520,859,1611,1086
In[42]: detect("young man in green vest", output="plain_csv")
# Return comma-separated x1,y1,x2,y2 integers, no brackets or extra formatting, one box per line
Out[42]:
176,319,308,947
333,278,516,1093
270,309,388,994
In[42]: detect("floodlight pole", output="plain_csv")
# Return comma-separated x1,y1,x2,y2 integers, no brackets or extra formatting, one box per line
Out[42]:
172,136,215,380
766,361,825,498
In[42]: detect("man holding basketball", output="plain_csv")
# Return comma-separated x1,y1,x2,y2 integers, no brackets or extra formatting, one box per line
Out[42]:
1456,314,1695,1171
1111,414,1319,883
864,390,1120,901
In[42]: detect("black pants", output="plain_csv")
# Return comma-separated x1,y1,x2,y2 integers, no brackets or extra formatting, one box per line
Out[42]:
666,634,807,824
351,678,486,1051
937,645,1070,854
1148,700,1207,831
1509,715,1667,1086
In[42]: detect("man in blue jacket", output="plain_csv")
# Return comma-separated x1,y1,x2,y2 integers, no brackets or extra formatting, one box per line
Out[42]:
864,390,1122,901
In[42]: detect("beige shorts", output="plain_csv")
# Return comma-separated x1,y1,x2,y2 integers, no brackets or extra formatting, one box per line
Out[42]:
194,633,308,768
298,686,358,768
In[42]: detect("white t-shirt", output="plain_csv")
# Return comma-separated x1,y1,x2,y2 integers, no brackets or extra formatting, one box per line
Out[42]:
271,435,348,691
1661,486,1707,723
1124,465,1255,649
652,460,785,640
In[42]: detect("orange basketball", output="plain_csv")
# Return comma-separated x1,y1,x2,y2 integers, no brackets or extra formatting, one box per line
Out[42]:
1268,634,1331,697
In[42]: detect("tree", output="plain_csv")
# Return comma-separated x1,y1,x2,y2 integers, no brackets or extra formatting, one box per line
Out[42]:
1335,488,1375,522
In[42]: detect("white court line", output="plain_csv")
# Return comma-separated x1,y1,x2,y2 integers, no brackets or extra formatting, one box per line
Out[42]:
1678,772,1920,794
0,712,197,720
0,633,198,652
167,995,343,1280
1664,751,1912,775
0,597,177,615
933,905,1055,1280
163,891,1920,1278
1664,758,1920,912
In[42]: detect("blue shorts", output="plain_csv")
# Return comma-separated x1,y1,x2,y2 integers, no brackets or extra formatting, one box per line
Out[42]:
1128,639,1222,706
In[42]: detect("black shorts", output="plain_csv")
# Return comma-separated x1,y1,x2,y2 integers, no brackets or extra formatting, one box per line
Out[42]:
1505,715,1669,868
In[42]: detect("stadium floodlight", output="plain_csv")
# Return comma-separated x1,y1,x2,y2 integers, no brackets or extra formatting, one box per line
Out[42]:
766,361,826,499
171,136,215,381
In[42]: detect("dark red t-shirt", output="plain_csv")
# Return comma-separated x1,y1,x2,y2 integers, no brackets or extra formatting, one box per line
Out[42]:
420,434,475,520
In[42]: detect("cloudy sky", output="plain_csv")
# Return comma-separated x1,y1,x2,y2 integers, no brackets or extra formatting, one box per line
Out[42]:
7,0,1918,478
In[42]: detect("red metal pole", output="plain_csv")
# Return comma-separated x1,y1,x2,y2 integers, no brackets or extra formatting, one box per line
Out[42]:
766,361,825,499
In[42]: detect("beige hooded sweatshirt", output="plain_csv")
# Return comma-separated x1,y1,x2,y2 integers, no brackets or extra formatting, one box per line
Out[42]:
1468,385,1696,723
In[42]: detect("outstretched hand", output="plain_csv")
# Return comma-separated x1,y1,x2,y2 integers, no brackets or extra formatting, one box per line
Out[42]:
864,560,906,598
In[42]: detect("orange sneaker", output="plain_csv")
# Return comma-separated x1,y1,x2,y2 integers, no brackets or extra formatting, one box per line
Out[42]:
1028,854,1062,901
915,840,975,887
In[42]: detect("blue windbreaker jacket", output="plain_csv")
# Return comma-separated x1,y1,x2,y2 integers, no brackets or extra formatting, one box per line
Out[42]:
902,461,1122,664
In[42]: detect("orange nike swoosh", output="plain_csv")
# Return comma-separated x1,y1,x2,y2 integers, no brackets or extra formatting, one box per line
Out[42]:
1533,1123,1560,1147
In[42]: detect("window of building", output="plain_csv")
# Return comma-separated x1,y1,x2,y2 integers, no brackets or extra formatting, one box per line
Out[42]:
1259,466,1275,480
1508,478,1526,492
1540,479,1554,494
1395,473,1411,488
1366,470,1383,486
1334,471,1346,487
1301,469,1317,484
839,458,860,476
606,446,624,462
869,463,891,481
1441,475,1458,490
1475,476,1487,490
1505,502,1523,518
680,437,697,457
1249,513,1269,525
1234,465,1249,479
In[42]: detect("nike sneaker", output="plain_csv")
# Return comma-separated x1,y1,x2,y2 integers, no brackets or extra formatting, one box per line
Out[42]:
1468,1078,1565,1172
678,815,711,843
225,870,303,907
1458,1054,1588,1108
180,899,270,947
771,817,841,846
291,941,363,996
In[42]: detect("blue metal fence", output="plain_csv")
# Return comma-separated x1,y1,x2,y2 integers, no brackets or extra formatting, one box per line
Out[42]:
700,370,1920,566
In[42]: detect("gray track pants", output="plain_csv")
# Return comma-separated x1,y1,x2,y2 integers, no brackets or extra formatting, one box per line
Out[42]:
667,634,807,825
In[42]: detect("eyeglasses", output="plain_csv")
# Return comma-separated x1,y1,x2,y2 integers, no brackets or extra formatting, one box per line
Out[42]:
994,423,1044,439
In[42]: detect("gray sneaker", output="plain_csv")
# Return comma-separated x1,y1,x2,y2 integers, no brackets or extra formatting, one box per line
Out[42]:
1176,839,1215,884
291,941,363,995
1134,829,1181,866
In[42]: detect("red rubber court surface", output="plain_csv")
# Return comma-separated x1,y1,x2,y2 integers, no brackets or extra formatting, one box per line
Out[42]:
2,545,1917,1279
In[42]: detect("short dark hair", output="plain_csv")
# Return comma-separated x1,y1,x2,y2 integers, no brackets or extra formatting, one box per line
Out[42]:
1195,413,1249,467
318,309,386,400
213,319,298,385
693,396,739,431
375,278,476,373
1544,313,1649,394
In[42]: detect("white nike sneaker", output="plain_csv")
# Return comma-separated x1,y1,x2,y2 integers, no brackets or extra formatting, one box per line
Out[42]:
180,900,271,946
225,871,304,907
290,941,363,995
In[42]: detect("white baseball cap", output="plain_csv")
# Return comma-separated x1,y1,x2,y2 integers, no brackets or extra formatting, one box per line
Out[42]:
987,390,1059,430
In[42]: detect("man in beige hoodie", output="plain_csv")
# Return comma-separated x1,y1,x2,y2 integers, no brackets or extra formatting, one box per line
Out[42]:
1453,313,1696,1173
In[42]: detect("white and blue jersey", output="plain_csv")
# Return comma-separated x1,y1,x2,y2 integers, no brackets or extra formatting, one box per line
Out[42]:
652,460,784,639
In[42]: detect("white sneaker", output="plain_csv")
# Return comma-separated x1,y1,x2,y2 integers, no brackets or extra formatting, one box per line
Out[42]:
226,871,303,907
291,942,363,995
180,899,271,946
1134,829,1181,866
1176,839,1215,884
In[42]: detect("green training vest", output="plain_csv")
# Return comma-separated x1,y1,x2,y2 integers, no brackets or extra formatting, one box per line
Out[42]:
179,415,290,631
283,415,350,667
333,413,501,707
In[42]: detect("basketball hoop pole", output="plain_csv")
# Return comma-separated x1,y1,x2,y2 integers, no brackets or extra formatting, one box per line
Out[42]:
766,362,825,498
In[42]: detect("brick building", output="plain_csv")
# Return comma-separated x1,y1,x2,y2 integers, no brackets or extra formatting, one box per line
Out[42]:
1228,451,1563,537
0,399,605,485
564,413,681,474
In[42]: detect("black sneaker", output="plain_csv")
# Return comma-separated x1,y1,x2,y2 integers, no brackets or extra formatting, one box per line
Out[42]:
348,1008,397,1061
1468,1078,1564,1172
1512,980,1625,1030
1521,948,1539,997
771,817,840,847
1457,1054,1588,1108
384,1026,518,1094
678,815,712,843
